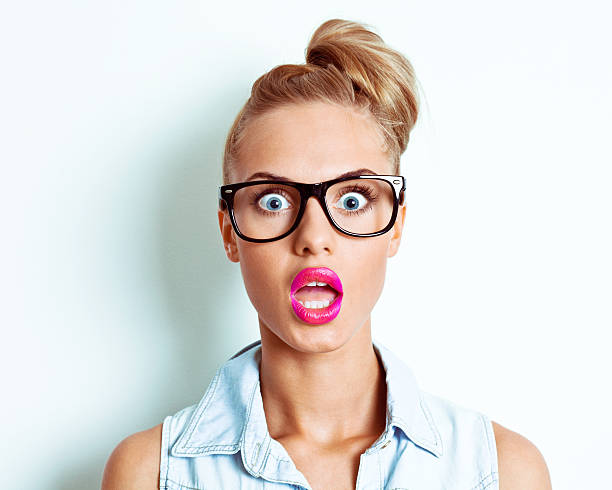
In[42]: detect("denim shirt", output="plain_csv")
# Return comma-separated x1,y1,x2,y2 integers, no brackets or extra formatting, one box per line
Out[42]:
160,338,499,489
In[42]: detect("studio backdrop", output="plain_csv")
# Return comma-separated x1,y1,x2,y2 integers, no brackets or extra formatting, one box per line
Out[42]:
1,1,610,488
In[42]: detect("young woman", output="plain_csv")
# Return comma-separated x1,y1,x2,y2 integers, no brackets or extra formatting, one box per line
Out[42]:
103,19,552,490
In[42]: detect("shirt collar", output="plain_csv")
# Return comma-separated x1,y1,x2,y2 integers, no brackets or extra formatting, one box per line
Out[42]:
171,338,443,465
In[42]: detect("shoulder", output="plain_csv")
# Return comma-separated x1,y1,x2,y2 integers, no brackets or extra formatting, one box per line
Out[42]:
101,423,162,490
492,421,552,490
420,390,492,446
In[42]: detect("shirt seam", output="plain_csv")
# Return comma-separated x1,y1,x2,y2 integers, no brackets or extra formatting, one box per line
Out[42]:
266,449,291,463
471,471,499,490
174,368,222,452
239,379,263,476
170,444,240,455
166,477,205,489
481,413,499,477
419,394,443,456
378,446,384,489
160,415,172,489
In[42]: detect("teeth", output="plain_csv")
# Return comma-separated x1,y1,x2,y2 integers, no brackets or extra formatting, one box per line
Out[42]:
298,299,332,309
295,281,335,309
305,281,329,287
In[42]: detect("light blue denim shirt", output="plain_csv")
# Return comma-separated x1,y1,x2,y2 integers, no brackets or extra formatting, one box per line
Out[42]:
160,338,499,489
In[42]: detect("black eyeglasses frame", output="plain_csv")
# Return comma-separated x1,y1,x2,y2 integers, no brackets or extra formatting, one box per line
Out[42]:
218,174,406,243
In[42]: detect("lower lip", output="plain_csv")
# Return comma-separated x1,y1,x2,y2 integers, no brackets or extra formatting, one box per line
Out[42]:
290,294,343,325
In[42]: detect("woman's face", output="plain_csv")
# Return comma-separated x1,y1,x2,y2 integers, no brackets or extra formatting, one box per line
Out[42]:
218,102,406,353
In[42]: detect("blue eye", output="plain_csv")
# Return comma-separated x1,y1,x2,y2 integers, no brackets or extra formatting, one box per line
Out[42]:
258,193,290,212
333,192,367,211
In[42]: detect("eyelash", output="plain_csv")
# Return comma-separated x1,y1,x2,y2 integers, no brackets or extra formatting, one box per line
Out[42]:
338,184,378,200
249,184,379,216
336,184,379,215
249,187,294,216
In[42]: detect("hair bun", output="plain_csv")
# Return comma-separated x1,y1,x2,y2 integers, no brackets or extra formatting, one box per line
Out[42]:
222,19,420,184
306,19,385,96
305,19,419,146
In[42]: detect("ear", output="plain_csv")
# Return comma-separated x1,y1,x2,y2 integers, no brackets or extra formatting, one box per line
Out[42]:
218,209,240,263
387,204,406,258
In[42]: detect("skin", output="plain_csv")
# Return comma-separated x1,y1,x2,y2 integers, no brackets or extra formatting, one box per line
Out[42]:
101,102,552,489
221,102,401,488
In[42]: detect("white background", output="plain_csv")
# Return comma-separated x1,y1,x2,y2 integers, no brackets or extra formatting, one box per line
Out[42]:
1,1,610,488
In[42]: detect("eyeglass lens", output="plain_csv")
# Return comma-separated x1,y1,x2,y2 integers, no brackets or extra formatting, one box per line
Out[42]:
231,178,395,240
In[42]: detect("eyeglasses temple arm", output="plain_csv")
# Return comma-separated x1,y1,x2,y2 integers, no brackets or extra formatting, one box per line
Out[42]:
218,188,228,210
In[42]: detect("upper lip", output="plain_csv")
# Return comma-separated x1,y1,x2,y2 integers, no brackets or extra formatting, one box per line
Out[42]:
290,267,343,296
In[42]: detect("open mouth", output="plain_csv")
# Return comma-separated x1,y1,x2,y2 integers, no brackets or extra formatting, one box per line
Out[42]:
290,267,343,324
293,283,339,309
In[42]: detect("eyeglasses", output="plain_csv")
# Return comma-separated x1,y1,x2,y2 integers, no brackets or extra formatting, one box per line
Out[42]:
218,174,405,243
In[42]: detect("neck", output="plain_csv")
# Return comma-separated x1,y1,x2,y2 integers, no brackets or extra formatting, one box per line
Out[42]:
258,318,387,446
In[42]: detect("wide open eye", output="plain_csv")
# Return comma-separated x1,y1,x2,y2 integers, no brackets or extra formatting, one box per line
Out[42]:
332,192,368,212
257,193,291,212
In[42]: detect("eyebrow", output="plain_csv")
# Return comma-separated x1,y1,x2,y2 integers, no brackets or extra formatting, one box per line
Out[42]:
246,168,379,182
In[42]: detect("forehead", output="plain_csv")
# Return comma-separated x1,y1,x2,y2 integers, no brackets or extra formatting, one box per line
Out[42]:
233,102,392,184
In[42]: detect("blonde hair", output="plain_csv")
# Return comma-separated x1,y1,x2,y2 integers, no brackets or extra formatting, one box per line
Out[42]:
222,19,420,184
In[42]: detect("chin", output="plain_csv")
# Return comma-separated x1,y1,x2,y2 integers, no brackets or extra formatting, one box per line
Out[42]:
290,330,350,354
262,314,361,355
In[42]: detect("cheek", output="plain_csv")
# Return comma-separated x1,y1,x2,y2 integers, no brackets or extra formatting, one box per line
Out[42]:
353,236,389,265
237,243,286,301
344,239,390,296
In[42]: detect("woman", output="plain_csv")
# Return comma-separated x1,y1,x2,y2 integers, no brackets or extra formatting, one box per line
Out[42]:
103,19,552,489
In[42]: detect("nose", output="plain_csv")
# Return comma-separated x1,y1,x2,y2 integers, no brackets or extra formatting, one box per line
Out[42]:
292,195,336,256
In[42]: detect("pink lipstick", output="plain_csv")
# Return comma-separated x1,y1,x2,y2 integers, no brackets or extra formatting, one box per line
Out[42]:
290,267,343,325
